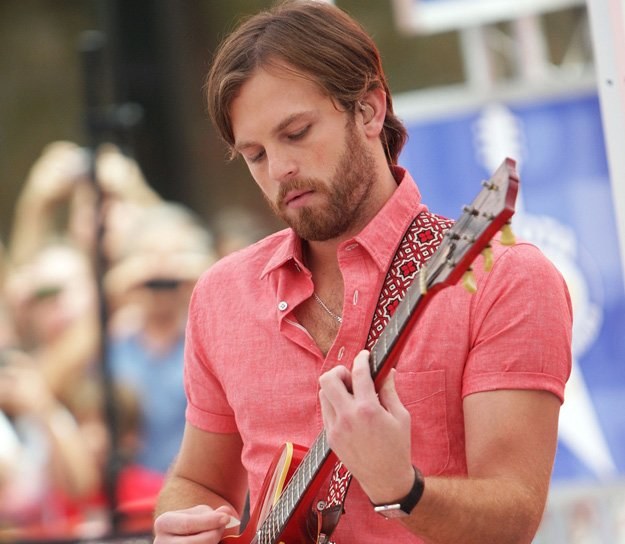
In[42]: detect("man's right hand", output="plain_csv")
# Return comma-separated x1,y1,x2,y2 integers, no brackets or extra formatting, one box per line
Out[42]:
153,504,239,544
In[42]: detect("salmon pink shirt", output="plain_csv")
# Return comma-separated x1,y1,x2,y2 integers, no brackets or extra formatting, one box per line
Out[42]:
184,168,572,542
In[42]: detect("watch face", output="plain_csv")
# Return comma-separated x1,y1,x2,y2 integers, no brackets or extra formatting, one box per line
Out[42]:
373,504,410,519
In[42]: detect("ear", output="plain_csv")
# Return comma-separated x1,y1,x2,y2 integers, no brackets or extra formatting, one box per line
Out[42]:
358,101,375,124
358,87,387,139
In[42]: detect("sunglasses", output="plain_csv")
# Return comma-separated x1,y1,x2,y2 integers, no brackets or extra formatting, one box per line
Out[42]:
142,279,182,290
31,285,64,301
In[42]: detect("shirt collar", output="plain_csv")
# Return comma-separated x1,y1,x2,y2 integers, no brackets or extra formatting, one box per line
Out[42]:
350,166,426,271
260,229,305,279
260,166,426,278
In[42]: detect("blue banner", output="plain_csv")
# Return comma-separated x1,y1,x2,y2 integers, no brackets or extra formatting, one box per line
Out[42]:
398,91,625,482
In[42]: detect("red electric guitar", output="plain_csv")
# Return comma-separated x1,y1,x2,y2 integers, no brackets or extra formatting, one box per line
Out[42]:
222,158,520,544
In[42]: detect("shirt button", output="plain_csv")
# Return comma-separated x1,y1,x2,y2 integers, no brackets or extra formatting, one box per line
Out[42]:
278,301,288,311
353,290,359,305
345,243,359,251
337,346,345,361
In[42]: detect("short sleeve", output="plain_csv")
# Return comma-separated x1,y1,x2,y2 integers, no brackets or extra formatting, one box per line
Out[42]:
462,241,573,403
183,274,238,433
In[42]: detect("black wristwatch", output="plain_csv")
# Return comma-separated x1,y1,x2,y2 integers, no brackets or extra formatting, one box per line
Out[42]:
372,466,425,519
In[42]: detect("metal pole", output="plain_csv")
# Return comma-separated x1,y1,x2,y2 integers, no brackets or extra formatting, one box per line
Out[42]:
511,15,551,81
78,30,123,534
586,0,625,285
459,26,496,91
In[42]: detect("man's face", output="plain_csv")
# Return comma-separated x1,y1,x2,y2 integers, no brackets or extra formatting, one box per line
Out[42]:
229,64,378,241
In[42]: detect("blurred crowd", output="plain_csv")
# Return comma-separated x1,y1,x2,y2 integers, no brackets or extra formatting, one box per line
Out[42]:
0,142,266,541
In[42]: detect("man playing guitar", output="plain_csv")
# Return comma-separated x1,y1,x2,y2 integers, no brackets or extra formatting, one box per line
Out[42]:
153,2,572,543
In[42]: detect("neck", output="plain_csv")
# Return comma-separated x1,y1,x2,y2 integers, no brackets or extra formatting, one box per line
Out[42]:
305,164,399,269
303,240,341,289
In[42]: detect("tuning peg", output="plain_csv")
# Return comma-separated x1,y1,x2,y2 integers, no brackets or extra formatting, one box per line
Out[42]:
481,245,493,272
462,268,477,294
500,222,516,246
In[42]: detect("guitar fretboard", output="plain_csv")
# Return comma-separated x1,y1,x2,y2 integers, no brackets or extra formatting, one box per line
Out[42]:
255,432,331,543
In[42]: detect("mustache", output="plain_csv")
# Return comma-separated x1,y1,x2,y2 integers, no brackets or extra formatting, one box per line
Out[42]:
277,178,327,208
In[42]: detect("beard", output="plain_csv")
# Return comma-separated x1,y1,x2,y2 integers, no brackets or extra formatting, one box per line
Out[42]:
265,119,377,241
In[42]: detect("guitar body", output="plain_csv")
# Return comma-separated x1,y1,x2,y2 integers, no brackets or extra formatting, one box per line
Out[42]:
222,443,339,544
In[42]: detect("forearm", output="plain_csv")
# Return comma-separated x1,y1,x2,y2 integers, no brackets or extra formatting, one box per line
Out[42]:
43,407,101,497
402,475,546,544
39,315,99,398
8,195,56,266
155,474,240,519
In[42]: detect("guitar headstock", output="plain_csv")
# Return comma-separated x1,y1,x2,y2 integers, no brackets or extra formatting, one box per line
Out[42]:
423,157,519,293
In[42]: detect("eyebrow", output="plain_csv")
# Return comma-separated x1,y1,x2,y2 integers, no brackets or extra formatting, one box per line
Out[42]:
234,111,314,153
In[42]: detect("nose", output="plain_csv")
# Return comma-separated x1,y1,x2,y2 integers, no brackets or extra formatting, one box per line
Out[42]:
267,148,298,183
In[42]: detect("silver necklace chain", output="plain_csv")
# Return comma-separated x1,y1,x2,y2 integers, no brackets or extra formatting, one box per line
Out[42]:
313,292,343,324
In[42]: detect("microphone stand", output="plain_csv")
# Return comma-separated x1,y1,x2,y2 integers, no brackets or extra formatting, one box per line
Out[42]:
78,30,142,536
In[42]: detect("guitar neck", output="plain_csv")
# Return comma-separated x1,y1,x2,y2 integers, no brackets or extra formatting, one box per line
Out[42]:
257,431,332,541
371,162,518,383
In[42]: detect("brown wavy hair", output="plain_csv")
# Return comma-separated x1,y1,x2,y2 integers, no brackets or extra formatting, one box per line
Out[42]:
205,0,407,165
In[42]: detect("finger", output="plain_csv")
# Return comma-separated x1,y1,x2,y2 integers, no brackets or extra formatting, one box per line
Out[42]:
319,387,337,428
318,365,352,402
154,505,232,537
378,369,408,417
350,350,377,400
214,505,240,528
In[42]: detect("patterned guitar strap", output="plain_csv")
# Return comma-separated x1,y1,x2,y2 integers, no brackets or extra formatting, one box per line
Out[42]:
319,209,453,542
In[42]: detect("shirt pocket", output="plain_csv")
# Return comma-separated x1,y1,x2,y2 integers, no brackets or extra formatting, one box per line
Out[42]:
394,369,450,476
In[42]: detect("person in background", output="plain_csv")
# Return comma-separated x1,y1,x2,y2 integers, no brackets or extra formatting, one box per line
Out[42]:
210,205,276,258
154,2,572,544
63,378,165,536
104,202,217,474
0,345,101,538
5,141,163,404
3,242,100,405
0,140,166,539
1,235,100,539
8,140,161,269
0,297,21,507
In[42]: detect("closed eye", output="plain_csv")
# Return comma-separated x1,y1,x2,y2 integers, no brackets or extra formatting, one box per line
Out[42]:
245,149,265,164
287,125,310,141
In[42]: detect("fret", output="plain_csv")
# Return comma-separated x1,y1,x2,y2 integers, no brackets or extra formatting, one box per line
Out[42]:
257,430,333,542
395,304,407,337
270,514,278,542
392,306,401,336
370,346,379,373
280,493,288,529
285,477,294,518
401,288,414,322
408,288,422,315
382,328,388,358
314,435,320,470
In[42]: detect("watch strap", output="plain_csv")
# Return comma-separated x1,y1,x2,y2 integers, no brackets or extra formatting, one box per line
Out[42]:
372,465,425,518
